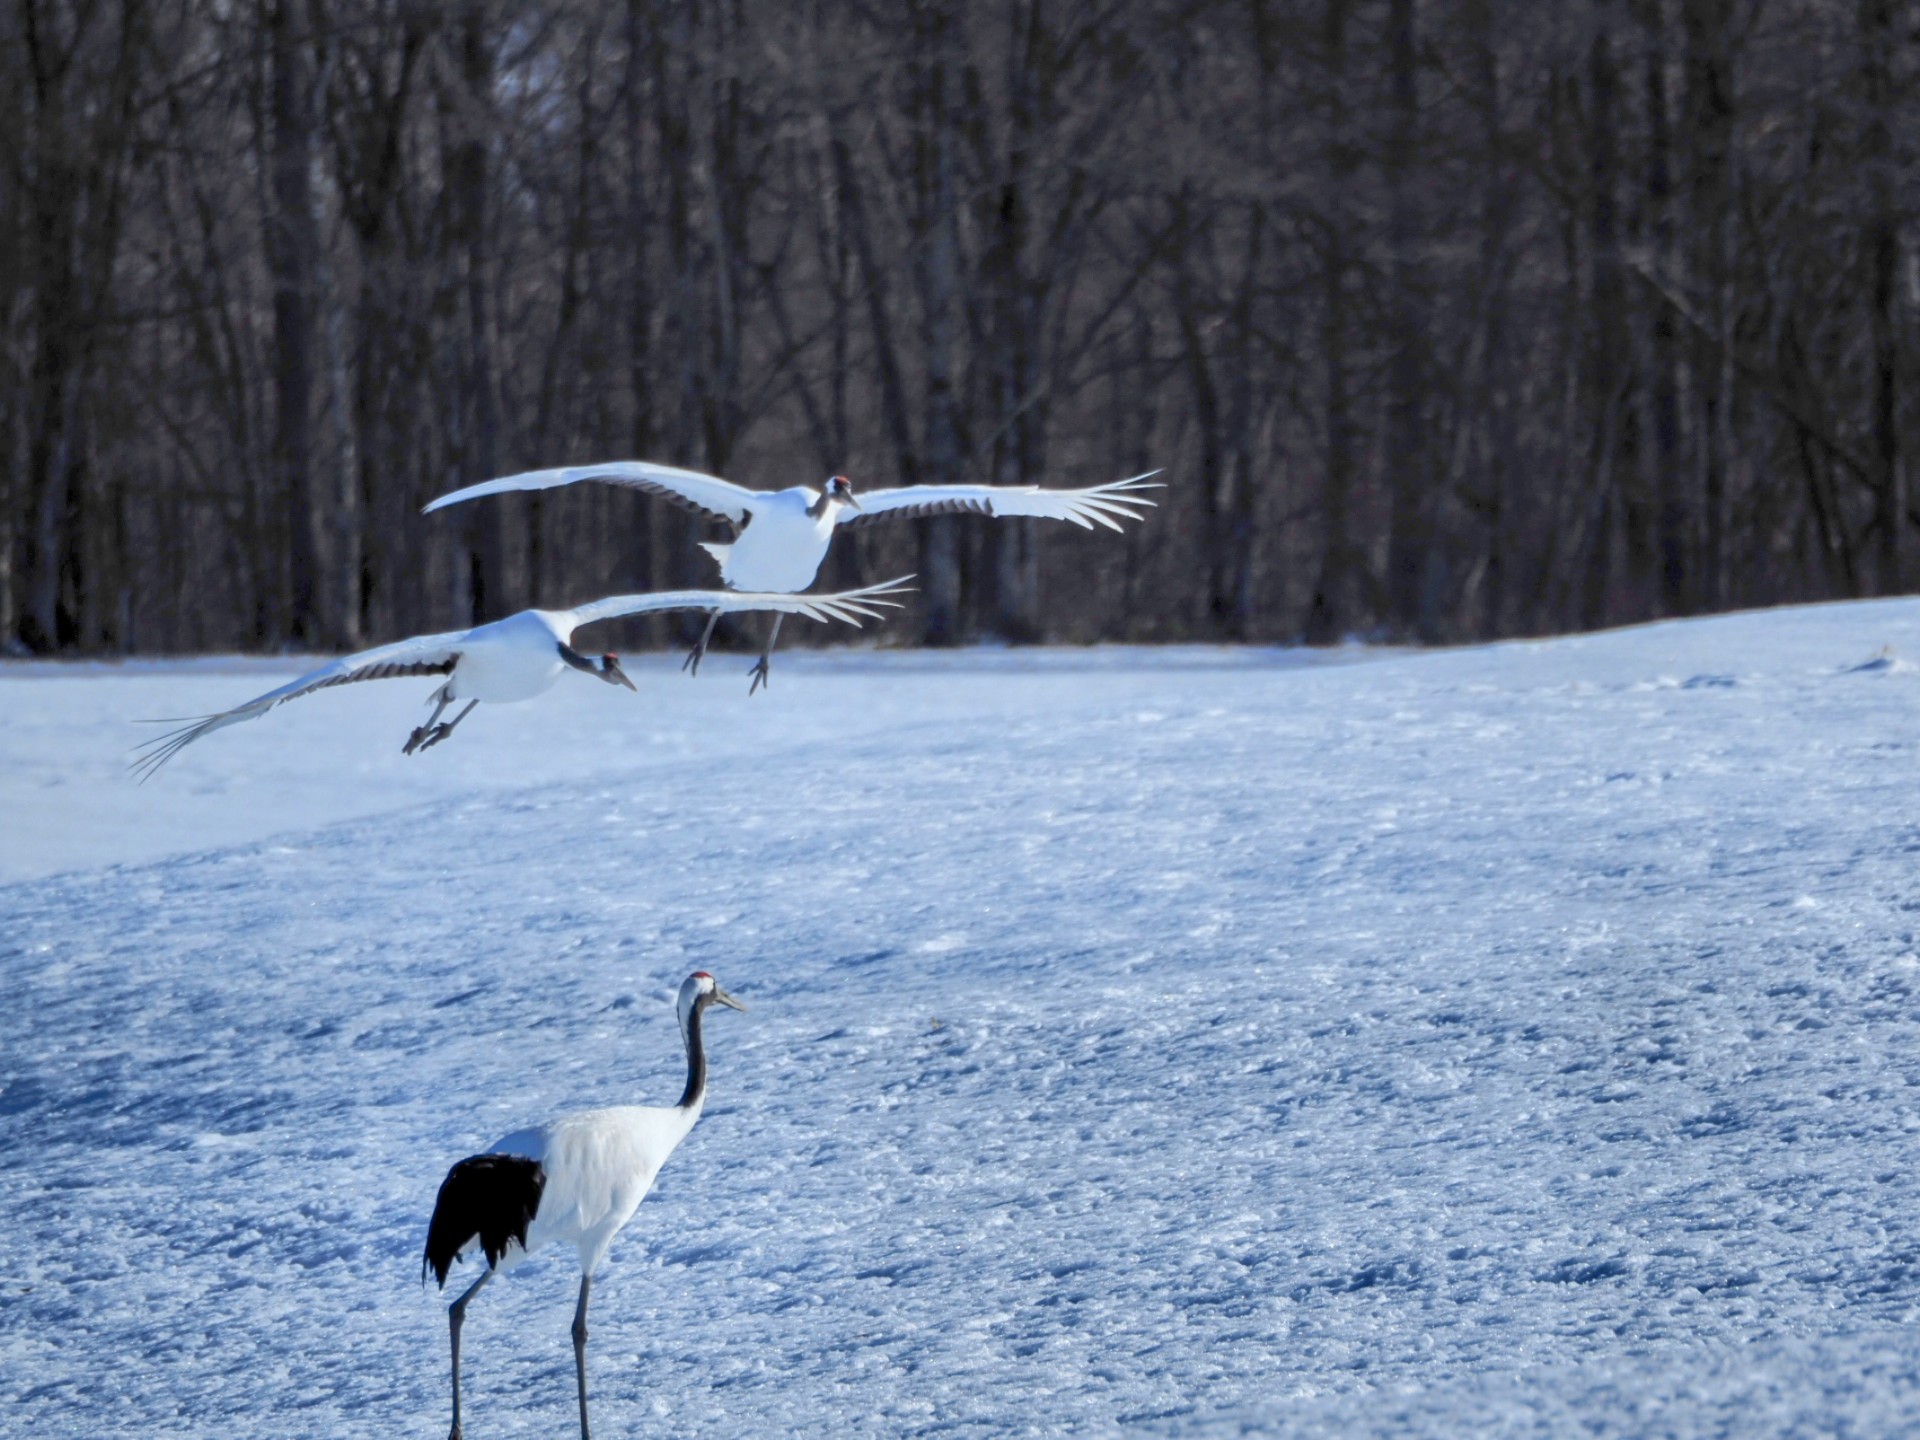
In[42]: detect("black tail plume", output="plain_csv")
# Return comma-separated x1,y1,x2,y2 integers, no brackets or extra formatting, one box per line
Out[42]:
423,1153,545,1288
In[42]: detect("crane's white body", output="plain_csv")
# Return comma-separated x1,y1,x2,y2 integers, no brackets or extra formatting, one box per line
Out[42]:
440,610,578,704
700,488,844,592
424,460,1162,596
487,1104,701,1275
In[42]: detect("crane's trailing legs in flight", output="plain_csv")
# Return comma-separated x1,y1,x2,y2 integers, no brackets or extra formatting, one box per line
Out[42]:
678,610,788,692
403,696,480,755
748,614,784,695
680,610,722,679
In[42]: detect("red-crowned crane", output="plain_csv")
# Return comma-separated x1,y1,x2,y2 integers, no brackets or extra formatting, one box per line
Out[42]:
423,459,1161,690
129,579,909,779
423,971,747,1440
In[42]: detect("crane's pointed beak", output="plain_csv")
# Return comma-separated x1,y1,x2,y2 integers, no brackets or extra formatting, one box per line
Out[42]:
604,657,638,691
712,985,747,1013
842,491,862,512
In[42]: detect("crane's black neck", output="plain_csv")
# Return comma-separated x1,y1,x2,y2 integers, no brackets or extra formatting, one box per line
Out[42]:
558,642,598,674
676,997,708,1110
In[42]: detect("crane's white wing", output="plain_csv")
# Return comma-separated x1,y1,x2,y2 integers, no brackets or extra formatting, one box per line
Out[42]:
422,461,756,526
566,577,915,632
841,470,1163,533
129,629,469,782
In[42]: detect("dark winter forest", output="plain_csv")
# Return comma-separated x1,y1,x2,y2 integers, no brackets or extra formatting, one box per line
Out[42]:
1,0,1912,656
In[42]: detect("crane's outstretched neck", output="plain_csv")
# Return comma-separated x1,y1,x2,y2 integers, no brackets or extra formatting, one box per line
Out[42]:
670,973,742,1111
676,998,707,1111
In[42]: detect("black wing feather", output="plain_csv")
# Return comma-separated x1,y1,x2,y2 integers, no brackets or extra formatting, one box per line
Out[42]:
624,475,740,525
312,657,457,693
423,1153,546,1288
840,496,992,529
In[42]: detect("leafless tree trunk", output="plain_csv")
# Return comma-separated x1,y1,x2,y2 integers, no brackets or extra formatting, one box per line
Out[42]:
265,0,321,644
1306,0,1365,644
1684,0,1733,610
1384,0,1436,639
1582,0,1629,630
1860,0,1904,593
913,0,966,645
1635,0,1685,616
444,0,506,624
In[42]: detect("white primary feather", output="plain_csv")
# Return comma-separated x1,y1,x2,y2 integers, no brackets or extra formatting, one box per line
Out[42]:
845,471,1163,532
564,576,912,631
423,460,758,526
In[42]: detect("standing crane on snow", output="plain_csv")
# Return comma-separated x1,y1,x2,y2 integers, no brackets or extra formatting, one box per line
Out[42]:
422,460,1161,691
423,970,748,1440
129,579,909,779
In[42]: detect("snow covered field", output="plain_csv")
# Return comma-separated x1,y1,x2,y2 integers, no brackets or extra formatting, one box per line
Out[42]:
5,603,1920,1436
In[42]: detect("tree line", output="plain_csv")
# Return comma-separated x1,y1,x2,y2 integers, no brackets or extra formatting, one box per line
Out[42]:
2,0,1912,657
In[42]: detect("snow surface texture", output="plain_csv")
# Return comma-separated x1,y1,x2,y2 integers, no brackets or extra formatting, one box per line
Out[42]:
4,605,1920,1437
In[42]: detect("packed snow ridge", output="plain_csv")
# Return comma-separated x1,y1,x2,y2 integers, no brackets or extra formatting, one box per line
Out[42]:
5,600,1920,1436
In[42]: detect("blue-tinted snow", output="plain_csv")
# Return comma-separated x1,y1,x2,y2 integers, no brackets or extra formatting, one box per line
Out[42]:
4,602,1920,1436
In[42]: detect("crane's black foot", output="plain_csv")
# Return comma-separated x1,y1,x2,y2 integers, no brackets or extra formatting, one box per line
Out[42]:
747,656,772,696
417,723,457,753
681,639,707,677
404,722,454,756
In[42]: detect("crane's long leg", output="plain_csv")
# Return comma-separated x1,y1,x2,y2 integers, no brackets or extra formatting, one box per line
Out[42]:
405,690,455,755
746,614,784,696
682,610,722,678
447,1269,492,1440
410,700,479,755
572,1274,593,1440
